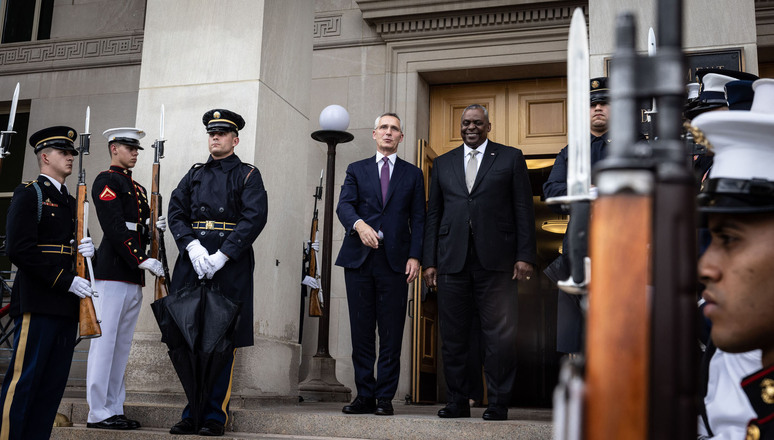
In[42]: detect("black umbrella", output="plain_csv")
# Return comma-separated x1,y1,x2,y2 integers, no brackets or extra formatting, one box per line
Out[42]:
151,282,241,429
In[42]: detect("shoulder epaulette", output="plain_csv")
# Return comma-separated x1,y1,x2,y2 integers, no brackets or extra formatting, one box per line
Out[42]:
23,180,35,187
192,163,205,169
242,163,256,185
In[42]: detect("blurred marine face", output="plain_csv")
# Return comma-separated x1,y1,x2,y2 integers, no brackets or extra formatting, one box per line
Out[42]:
698,213,774,365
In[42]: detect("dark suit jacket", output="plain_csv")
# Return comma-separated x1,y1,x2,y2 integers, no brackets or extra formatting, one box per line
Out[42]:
423,141,536,274
335,155,425,274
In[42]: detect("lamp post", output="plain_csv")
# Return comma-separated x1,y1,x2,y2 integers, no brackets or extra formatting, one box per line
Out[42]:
298,105,353,402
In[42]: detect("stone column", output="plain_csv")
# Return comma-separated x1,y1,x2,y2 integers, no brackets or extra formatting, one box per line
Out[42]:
125,0,313,403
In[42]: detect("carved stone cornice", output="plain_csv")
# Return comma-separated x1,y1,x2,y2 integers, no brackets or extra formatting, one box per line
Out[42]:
0,32,143,75
356,0,585,41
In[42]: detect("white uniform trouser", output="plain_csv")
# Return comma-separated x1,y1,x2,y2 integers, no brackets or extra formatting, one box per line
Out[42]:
86,280,143,423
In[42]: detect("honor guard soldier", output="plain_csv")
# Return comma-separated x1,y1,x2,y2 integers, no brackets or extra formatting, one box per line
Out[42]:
544,77,611,355
0,126,95,440
167,109,268,436
693,78,774,440
86,128,165,430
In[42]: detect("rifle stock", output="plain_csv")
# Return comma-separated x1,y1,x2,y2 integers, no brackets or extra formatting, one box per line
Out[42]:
585,193,652,440
150,141,171,301
77,181,101,339
308,216,322,317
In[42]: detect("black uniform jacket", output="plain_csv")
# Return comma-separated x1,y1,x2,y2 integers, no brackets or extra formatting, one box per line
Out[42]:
743,364,774,440
168,154,268,347
423,141,536,274
6,176,79,320
92,166,151,285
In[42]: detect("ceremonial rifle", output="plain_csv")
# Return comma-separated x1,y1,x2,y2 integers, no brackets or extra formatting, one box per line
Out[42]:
0,83,19,174
552,2,697,438
306,170,324,317
76,107,102,340
150,105,171,300
584,1,697,438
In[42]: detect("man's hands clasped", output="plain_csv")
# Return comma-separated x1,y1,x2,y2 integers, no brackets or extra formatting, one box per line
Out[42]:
186,239,229,280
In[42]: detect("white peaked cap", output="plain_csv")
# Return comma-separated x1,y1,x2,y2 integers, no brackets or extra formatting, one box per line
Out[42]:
692,79,774,182
701,73,741,95
686,82,700,100
103,127,146,147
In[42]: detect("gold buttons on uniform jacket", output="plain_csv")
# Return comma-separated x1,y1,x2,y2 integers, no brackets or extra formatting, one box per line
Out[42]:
747,422,760,440
761,378,774,404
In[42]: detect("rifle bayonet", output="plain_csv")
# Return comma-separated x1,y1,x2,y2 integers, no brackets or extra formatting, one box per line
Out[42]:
0,83,20,160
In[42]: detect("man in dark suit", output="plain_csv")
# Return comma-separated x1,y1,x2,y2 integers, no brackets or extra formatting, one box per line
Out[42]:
423,104,536,421
335,112,425,416
0,126,95,439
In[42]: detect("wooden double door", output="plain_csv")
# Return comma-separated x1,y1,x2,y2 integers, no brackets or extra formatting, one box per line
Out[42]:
411,78,569,407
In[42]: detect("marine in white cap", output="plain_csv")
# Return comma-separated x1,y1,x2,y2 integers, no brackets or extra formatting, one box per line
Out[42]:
694,79,774,440
85,127,165,430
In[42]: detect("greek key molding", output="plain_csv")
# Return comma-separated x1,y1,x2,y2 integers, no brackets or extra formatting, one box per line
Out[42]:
372,5,583,40
0,32,143,75
314,15,342,38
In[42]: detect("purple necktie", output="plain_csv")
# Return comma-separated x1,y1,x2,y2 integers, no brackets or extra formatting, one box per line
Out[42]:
380,157,390,206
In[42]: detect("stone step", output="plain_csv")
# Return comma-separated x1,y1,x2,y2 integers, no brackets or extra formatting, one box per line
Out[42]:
51,425,367,440
53,398,553,440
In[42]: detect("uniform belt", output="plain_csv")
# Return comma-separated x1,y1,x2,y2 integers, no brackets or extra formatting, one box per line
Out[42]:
192,220,236,231
125,222,140,231
37,244,74,255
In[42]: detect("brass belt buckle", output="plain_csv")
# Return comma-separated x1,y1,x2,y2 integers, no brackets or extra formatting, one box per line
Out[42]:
205,220,215,230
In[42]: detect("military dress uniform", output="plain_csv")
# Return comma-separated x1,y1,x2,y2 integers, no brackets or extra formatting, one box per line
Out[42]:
741,366,774,440
0,127,81,440
167,109,267,430
86,152,151,427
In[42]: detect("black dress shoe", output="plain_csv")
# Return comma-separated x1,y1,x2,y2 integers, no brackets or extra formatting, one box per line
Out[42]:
198,419,225,436
342,396,376,414
375,398,394,416
86,415,133,430
437,402,471,418
115,415,141,429
482,405,508,421
169,418,196,435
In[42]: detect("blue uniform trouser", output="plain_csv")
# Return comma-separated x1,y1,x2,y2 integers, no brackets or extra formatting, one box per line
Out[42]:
181,348,236,425
0,313,77,440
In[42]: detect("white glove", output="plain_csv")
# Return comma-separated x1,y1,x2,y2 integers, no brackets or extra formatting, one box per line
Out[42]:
204,250,229,279
186,240,212,279
139,258,164,277
301,275,319,289
156,215,167,232
77,237,95,258
68,276,93,299
306,240,320,253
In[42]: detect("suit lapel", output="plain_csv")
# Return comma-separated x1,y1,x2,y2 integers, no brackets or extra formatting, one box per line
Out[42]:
470,142,498,194
365,155,383,206
450,146,467,193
